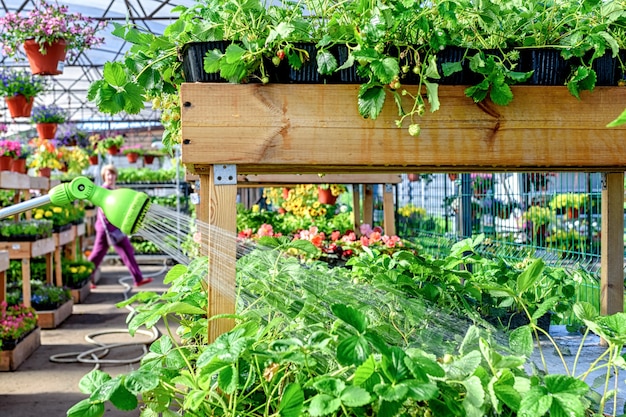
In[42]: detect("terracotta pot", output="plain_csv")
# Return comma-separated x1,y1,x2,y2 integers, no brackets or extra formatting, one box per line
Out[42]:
88,155,99,165
126,152,139,163
9,158,27,174
143,154,155,164
5,94,34,118
318,187,337,205
407,173,421,182
36,123,58,140
568,207,579,219
38,167,51,178
448,173,458,182
0,155,12,171
107,145,119,155
23,38,67,75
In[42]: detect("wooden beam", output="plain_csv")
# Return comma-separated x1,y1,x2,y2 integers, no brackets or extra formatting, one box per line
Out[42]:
600,172,624,318
382,184,396,236
181,84,626,173
199,169,238,342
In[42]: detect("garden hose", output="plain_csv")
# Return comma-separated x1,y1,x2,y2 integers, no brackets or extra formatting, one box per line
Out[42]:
48,261,167,369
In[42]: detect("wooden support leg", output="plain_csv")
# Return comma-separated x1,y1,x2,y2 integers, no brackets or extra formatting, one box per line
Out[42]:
21,259,31,308
199,166,238,343
54,245,62,287
382,183,396,236
351,184,361,231
363,185,374,227
0,270,5,304
600,172,624,318
45,252,53,286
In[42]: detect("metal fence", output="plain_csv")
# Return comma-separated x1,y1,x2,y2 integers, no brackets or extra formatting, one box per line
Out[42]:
387,172,604,267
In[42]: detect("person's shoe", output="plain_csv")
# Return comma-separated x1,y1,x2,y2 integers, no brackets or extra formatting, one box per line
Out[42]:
135,278,153,287
90,283,97,289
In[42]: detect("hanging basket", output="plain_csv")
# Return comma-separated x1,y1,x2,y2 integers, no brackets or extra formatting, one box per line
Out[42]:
23,38,67,75
5,94,34,118
10,158,27,174
88,155,99,166
126,152,139,163
143,154,155,164
107,145,119,155
36,123,58,140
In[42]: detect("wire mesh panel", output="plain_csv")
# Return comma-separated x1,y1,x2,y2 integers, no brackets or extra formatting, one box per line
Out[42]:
394,172,609,272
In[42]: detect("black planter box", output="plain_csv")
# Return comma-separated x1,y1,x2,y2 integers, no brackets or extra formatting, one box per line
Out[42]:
289,43,341,84
518,48,571,86
181,41,230,83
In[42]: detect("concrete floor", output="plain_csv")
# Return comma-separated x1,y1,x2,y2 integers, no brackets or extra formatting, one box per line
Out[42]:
0,263,170,417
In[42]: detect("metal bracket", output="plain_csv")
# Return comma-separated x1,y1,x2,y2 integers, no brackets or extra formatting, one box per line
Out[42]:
214,164,237,185
384,183,393,193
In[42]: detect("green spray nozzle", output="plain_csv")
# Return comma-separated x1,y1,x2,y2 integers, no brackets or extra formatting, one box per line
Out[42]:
49,176,151,235
0,176,151,235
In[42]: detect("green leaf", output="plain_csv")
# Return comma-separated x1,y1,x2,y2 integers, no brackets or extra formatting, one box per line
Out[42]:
336,335,370,366
519,387,551,417
517,258,544,294
357,84,386,119
353,355,376,386
218,365,238,394
606,107,626,127
424,81,440,112
551,394,586,417
425,55,440,79
183,389,207,411
124,370,160,394
108,383,138,411
122,82,146,114
163,301,206,315
331,304,368,333
381,347,410,383
313,378,345,396
493,377,522,411
308,394,341,416
279,383,304,417
78,370,112,394
66,399,105,417
340,386,372,407
462,375,485,410
404,379,439,401
317,50,338,75
544,374,589,396
371,57,399,84
102,62,128,87
509,325,533,356
204,49,224,74
441,61,462,77
163,264,188,284
374,381,409,402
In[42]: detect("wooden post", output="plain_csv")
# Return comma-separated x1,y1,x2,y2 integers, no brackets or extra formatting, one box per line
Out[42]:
21,259,30,308
351,184,361,231
198,166,238,343
382,184,396,236
363,185,374,227
600,172,624,317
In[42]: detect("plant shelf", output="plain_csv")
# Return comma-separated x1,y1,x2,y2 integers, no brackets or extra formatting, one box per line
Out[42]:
0,327,41,371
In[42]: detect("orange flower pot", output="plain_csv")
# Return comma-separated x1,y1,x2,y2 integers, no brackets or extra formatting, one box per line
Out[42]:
10,158,27,174
36,123,58,140
38,167,51,178
0,156,12,171
107,145,119,155
23,39,67,75
143,154,155,164
126,152,139,163
88,155,99,166
5,94,34,118
318,187,337,205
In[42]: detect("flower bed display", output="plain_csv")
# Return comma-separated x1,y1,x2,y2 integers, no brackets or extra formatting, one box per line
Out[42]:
0,302,39,371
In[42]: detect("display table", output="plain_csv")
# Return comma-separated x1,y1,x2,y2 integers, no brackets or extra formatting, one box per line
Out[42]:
0,238,55,307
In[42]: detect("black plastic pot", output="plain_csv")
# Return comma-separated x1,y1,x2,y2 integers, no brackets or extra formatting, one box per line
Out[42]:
181,41,230,83
289,43,341,84
337,45,367,84
518,48,570,85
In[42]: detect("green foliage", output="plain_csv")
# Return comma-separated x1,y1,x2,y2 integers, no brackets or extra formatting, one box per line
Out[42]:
0,219,53,239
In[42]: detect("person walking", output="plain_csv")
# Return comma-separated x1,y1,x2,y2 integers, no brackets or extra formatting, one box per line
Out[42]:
88,164,152,288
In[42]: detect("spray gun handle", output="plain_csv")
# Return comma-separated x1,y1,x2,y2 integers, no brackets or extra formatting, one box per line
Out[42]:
48,176,97,206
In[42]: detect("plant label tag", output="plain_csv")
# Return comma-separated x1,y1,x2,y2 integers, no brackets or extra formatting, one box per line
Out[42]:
57,61,64,72
190,193,200,205
11,244,20,250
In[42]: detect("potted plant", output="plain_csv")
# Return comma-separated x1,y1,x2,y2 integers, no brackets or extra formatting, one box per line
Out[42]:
0,219,53,241
522,205,554,245
317,184,347,205
95,134,125,155
58,146,89,175
549,193,590,218
120,144,143,163
0,139,22,171
28,137,63,177
0,69,47,118
0,0,105,75
11,142,31,174
470,173,495,199
0,302,38,354
31,104,68,139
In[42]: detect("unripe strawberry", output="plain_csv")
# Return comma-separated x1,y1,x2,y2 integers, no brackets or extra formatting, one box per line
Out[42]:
272,56,281,66
408,123,421,137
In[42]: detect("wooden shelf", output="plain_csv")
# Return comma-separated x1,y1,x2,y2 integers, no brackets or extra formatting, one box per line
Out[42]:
181,84,626,173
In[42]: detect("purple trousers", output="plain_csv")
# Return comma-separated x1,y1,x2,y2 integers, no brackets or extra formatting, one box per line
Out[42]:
88,222,144,285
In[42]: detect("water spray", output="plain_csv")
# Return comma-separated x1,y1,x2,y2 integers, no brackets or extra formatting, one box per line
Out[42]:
0,176,151,235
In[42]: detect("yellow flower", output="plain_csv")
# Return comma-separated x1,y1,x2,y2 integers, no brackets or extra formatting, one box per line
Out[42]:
52,206,62,213
34,213,43,219
44,211,53,217
70,267,77,273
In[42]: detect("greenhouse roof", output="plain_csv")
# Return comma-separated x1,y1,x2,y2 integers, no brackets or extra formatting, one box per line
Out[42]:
1,0,195,136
